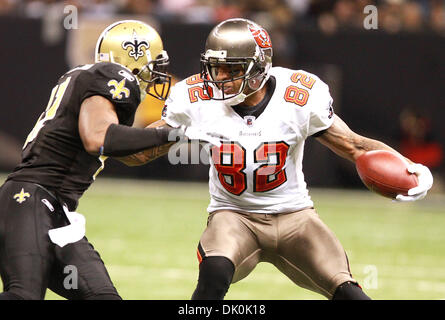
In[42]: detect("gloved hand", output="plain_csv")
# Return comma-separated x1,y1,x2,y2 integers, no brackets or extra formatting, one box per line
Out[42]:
395,163,433,202
178,125,228,147
48,206,86,247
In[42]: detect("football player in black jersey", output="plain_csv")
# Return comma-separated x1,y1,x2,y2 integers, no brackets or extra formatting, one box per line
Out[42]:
0,20,212,300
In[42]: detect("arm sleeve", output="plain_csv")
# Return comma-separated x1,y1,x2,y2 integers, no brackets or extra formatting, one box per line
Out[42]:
77,63,141,126
102,123,176,157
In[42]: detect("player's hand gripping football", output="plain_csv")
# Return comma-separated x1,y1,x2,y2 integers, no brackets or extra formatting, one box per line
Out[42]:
178,125,228,147
395,163,433,202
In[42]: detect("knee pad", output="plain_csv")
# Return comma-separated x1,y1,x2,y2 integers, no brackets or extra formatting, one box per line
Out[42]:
192,256,234,300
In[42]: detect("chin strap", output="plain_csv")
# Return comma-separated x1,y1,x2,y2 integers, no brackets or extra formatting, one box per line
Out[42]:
223,93,248,106
222,73,270,107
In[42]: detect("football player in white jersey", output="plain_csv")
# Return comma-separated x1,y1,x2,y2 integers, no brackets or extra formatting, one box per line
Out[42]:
137,18,433,300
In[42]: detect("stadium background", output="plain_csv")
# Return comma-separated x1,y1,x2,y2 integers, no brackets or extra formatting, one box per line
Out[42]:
0,0,444,300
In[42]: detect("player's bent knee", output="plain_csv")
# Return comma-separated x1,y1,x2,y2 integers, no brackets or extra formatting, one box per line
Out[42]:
192,256,235,300
332,281,371,300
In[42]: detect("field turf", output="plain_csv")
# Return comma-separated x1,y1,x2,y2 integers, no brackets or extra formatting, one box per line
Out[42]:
1,177,445,300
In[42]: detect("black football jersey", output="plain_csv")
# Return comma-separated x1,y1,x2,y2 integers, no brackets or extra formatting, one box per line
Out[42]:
7,62,141,210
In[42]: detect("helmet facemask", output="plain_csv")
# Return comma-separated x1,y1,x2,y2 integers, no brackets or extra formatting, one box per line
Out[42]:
135,50,171,101
200,51,269,106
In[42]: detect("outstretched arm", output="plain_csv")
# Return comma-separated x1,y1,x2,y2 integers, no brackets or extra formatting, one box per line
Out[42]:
315,115,406,163
114,120,175,166
316,115,433,201
114,119,227,166
79,96,174,158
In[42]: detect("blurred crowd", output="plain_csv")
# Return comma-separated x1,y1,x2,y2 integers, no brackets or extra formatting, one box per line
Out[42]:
0,0,444,35
397,109,444,191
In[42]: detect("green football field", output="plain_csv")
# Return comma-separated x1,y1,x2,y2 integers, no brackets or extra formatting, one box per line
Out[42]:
2,177,445,300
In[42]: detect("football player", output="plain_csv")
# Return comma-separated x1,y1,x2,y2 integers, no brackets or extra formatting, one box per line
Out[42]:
147,18,434,300
0,20,214,300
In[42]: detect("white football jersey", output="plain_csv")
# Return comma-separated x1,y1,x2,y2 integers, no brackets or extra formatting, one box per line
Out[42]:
162,67,334,214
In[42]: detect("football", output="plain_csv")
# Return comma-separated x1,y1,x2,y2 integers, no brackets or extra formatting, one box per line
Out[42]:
355,150,419,199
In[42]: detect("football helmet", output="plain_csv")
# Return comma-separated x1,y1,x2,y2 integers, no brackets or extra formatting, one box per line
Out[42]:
200,18,273,105
95,20,171,101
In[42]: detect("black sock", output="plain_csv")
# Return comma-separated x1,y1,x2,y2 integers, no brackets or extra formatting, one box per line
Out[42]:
191,256,234,300
332,281,371,300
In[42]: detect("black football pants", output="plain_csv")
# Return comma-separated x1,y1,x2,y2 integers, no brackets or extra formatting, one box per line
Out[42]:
0,180,120,300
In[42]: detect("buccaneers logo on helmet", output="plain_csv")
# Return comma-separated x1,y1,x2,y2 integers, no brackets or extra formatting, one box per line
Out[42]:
248,24,271,49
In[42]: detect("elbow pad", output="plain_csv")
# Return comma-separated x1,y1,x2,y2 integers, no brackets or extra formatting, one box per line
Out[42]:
101,124,174,157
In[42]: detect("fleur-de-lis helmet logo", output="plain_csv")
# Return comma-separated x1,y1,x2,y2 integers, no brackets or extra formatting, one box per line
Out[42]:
122,31,150,61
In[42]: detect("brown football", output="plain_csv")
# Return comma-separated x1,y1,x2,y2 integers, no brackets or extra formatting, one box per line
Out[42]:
356,150,419,199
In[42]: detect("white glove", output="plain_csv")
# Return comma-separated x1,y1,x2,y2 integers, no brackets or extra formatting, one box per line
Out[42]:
179,125,228,147
48,206,86,247
395,163,433,202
